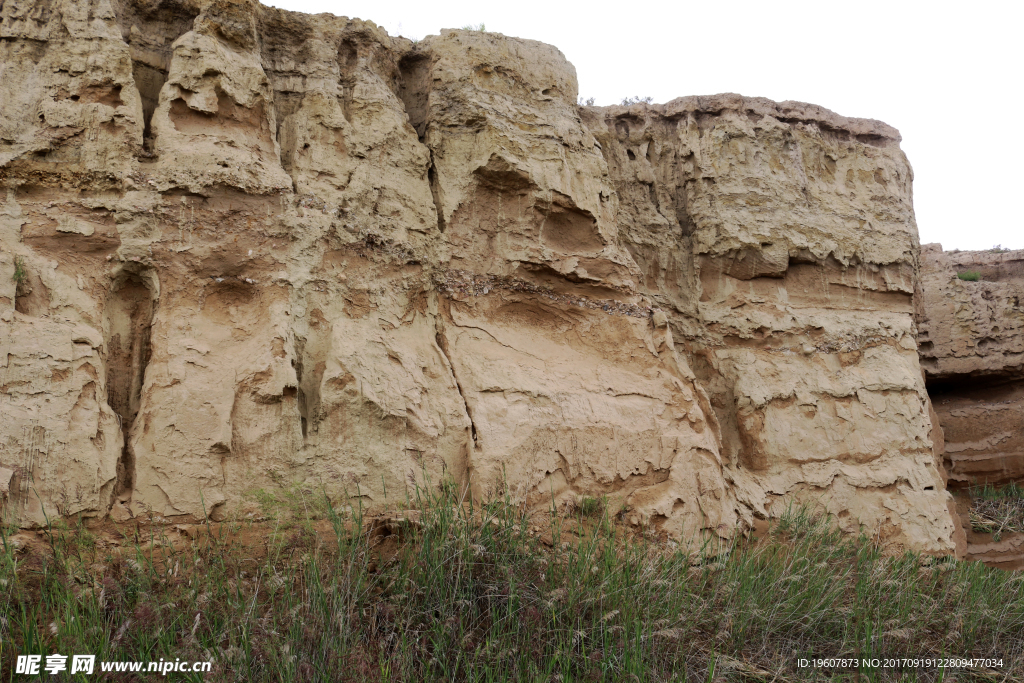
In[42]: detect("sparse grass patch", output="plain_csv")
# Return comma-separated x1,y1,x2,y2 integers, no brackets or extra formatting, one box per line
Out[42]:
249,481,334,523
0,487,1021,681
11,255,26,285
620,96,654,105
957,270,981,281
576,495,604,518
973,482,1024,501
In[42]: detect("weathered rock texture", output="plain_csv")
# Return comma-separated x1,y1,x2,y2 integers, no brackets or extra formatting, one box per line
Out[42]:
918,245,1024,486
582,97,960,554
0,0,960,554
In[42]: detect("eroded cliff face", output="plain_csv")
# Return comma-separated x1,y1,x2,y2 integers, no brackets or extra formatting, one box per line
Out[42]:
918,245,1024,486
0,0,960,553
582,97,960,554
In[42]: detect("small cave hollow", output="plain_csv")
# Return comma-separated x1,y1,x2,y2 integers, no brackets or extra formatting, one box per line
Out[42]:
132,59,167,146
398,52,431,141
539,203,604,253
13,263,51,317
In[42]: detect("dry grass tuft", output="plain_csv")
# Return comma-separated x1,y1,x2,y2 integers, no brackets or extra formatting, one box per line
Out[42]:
970,483,1024,540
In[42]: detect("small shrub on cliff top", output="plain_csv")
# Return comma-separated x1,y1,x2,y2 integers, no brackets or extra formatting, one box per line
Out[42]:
460,23,486,31
620,95,654,105
957,270,981,281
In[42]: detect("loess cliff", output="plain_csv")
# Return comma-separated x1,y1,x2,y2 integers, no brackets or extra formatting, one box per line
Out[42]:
0,0,964,554
918,245,1024,487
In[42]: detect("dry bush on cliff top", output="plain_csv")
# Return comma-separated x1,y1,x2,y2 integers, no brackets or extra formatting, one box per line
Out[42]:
0,487,1021,683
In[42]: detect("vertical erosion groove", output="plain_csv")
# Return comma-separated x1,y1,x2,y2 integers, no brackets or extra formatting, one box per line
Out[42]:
435,328,476,445
114,3,199,154
104,274,154,507
291,351,309,440
427,159,447,233
397,50,445,232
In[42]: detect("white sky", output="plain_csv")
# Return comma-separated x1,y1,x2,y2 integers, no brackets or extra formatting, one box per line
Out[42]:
270,0,1022,251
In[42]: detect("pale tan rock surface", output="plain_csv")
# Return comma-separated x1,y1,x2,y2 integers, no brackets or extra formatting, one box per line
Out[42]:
581,97,959,553
918,245,1024,383
918,245,1024,486
0,0,957,553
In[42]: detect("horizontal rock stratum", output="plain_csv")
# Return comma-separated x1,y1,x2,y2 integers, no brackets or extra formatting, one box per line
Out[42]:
0,0,964,554
919,245,1024,487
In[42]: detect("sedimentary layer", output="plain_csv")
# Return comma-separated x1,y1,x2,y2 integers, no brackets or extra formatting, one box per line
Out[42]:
0,0,961,554
918,245,1024,486
582,97,959,553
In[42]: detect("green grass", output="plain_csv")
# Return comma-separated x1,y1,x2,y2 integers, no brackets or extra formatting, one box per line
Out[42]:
576,496,604,518
972,482,1024,502
957,271,981,281
11,256,26,285
0,488,1021,682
